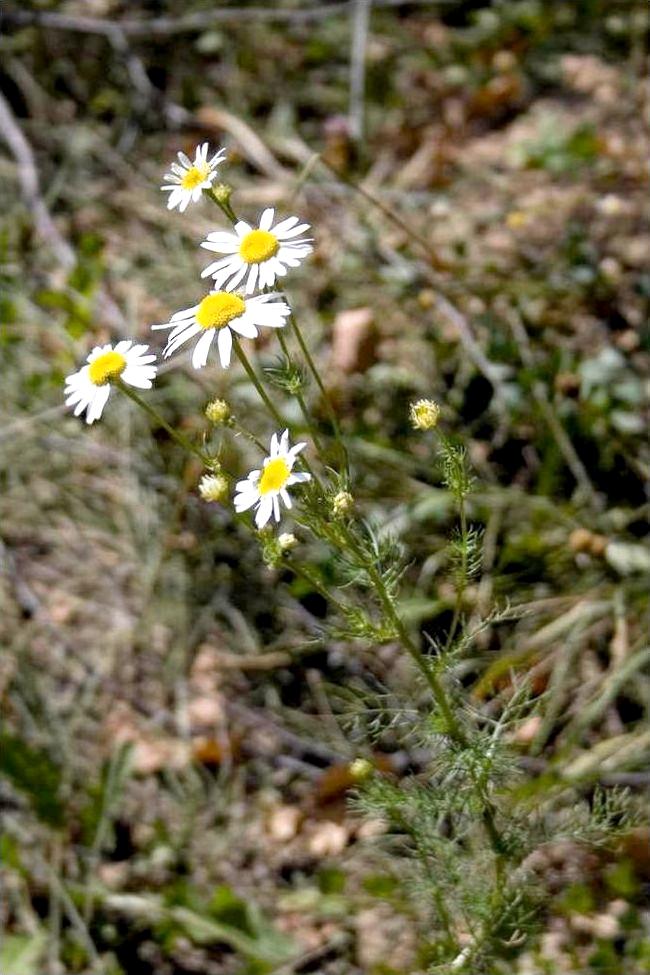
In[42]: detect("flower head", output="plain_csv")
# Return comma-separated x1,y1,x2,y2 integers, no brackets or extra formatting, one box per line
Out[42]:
332,490,354,517
205,398,231,424
161,143,226,213
278,532,298,552
153,287,291,369
64,341,157,424
410,398,441,431
201,208,312,294
349,758,374,782
198,473,229,503
234,429,311,529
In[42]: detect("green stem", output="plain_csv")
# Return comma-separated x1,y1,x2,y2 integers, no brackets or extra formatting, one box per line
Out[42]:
116,380,213,467
445,492,468,653
276,329,326,458
338,521,507,865
204,186,237,225
233,339,287,429
288,312,349,475
285,559,348,615
230,418,267,453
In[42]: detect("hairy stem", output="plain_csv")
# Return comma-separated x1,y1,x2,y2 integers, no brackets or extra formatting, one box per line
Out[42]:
445,492,468,653
116,380,213,467
287,311,349,474
233,339,286,429
234,340,322,488
276,328,326,457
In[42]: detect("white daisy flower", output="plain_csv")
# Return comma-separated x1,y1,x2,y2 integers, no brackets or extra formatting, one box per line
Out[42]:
152,288,291,369
161,142,226,213
201,208,312,294
64,341,157,424
234,429,311,529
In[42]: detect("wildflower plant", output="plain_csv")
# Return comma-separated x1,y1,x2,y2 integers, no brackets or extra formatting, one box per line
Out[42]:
62,145,642,973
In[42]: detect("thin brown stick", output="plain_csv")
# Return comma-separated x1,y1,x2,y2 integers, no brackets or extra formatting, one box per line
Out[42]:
0,91,74,268
3,2,445,38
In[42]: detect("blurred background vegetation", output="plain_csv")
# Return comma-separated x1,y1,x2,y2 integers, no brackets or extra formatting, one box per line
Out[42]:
1,1,649,973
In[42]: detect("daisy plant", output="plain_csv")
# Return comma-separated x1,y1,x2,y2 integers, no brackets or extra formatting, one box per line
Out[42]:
161,142,227,213
62,144,615,973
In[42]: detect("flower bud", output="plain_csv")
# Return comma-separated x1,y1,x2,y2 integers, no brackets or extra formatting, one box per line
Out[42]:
332,490,354,517
410,398,440,431
210,182,233,207
349,758,373,782
198,473,229,503
278,532,298,552
205,398,231,424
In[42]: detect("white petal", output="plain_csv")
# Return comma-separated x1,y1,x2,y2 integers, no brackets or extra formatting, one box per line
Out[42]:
234,221,252,237
122,369,154,390
170,304,201,322
87,385,110,424
226,262,248,291
192,329,214,369
246,262,259,294
201,259,234,280
201,239,239,255
234,491,259,513
164,323,202,356
217,327,232,368
259,208,275,231
271,216,299,236
205,229,238,244
276,223,311,239
229,316,258,339
255,496,273,529
288,441,306,460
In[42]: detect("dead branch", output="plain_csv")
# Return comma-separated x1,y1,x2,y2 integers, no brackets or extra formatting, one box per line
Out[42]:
2,1,439,38
0,90,75,268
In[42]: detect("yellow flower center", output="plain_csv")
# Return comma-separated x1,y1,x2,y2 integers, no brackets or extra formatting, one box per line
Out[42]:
258,458,291,495
196,292,246,330
88,350,127,386
181,164,209,190
239,229,279,264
